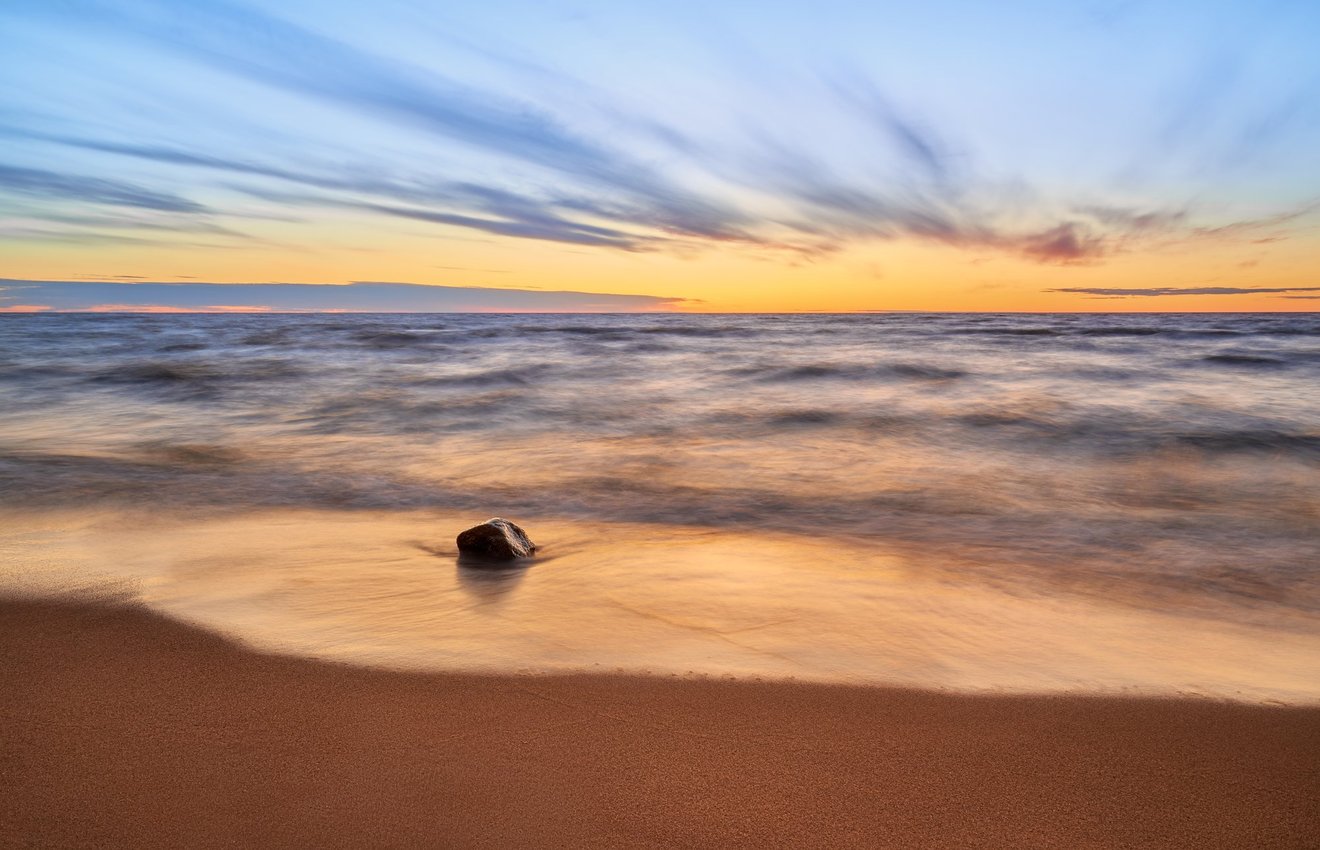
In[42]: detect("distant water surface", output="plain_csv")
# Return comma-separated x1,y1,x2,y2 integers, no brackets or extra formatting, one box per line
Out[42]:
2,313,1318,700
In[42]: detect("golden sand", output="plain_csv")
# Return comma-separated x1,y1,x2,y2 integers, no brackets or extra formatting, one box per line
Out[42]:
3,596,1318,848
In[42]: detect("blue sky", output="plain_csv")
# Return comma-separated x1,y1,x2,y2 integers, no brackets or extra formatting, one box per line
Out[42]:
2,0,1318,310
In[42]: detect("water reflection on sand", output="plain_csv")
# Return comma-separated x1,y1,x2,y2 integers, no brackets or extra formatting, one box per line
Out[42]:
4,507,1318,704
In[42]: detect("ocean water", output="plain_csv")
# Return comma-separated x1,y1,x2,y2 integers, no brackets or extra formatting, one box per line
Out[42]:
2,312,1319,701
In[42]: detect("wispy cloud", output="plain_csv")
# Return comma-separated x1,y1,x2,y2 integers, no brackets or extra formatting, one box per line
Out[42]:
353,202,649,250
0,279,693,312
1180,207,1315,243
31,210,252,238
3,0,1316,271
73,0,756,245
0,226,250,250
10,131,733,251
0,163,206,213
0,4,1149,262
824,73,954,182
80,303,273,313
1047,285,1320,297
1014,224,1108,264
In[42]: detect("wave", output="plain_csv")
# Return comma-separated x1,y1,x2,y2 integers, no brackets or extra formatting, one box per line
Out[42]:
955,327,1060,336
1075,326,1165,336
411,366,551,387
766,408,843,427
89,358,304,388
1174,429,1320,454
746,362,965,383
351,329,444,349
3,311,1318,622
1201,354,1289,367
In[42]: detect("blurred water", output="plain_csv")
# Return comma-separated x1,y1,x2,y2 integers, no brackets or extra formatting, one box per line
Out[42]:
1,313,1318,698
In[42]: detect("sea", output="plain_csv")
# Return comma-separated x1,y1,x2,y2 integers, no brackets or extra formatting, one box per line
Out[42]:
2,312,1318,702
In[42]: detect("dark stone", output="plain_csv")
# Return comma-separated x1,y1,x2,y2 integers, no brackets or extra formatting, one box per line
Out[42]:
456,518,537,562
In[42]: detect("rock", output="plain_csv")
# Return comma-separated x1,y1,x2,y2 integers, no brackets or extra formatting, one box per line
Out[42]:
456,518,537,561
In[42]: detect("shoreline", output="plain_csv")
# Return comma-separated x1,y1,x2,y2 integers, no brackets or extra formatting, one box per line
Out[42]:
7,506,1319,704
4,595,1318,848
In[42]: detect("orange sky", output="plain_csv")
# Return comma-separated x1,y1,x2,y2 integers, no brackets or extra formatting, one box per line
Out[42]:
4,213,1316,312
5,1,1317,312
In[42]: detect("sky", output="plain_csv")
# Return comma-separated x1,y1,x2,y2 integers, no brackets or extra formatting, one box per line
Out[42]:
2,0,1318,312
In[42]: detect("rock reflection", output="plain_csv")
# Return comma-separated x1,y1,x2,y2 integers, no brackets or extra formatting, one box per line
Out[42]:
456,560,528,605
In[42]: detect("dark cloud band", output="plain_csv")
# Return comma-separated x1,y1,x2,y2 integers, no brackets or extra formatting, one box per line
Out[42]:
0,279,691,312
1047,286,1320,297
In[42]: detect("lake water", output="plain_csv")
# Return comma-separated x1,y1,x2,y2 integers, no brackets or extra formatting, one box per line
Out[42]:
2,312,1318,701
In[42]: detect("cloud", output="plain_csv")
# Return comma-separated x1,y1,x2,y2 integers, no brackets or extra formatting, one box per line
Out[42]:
4,1,1315,269
71,0,754,245
81,303,195,313
0,226,249,249
354,202,650,250
0,279,693,312
1181,207,1314,243
1046,285,1320,297
825,73,953,181
732,127,1302,265
41,1,1156,264
0,164,206,212
935,204,1307,265
78,303,273,313
1073,206,1191,233
13,132,742,251
1013,223,1109,264
33,210,251,238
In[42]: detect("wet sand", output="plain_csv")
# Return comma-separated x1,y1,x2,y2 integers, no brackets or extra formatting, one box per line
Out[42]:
3,596,1318,849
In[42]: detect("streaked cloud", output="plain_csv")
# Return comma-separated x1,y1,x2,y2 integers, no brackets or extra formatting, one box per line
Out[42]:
354,202,649,250
1,0,1317,293
0,279,693,312
1046,286,1320,298
0,163,206,213
63,0,757,245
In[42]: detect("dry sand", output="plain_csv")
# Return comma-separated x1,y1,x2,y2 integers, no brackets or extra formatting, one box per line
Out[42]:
2,596,1318,849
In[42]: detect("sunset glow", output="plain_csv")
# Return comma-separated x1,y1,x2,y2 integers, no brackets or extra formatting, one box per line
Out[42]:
5,5,1320,843
3,0,1318,311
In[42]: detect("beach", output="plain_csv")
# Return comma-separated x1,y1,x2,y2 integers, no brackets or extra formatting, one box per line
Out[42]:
4,595,1318,849
6,0,1320,842
4,312,1320,846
